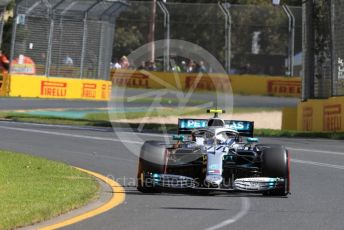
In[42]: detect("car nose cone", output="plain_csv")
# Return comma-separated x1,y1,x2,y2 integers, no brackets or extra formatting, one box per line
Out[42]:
204,174,223,188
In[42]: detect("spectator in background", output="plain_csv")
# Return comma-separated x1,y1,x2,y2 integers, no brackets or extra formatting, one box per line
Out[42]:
229,68,239,74
155,61,163,71
86,52,97,77
138,61,146,70
0,50,10,74
64,54,73,66
121,56,130,69
11,54,36,75
171,62,181,72
240,63,252,74
197,61,207,73
114,60,121,69
114,56,130,70
187,60,196,73
180,60,187,72
146,60,157,71
110,59,116,69
39,52,46,64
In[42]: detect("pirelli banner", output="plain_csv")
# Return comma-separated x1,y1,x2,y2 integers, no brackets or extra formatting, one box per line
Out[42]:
111,70,301,97
297,97,344,132
9,74,111,101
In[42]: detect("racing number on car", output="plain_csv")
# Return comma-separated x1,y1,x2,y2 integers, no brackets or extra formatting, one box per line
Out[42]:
207,146,226,152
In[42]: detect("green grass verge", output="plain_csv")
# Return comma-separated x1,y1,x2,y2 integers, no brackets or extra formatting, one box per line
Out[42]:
0,150,99,230
86,107,279,121
112,97,209,105
85,107,208,121
2,113,111,127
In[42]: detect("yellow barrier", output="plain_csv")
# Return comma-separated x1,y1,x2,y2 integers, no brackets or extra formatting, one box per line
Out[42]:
111,69,301,97
0,73,4,95
282,107,298,130
0,73,9,96
296,97,344,132
9,74,112,101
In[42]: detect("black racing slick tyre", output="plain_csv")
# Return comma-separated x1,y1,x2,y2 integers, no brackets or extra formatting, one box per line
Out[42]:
261,147,290,196
137,141,167,193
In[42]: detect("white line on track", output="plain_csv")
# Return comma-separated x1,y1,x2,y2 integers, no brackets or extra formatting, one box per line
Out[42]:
288,147,344,156
0,120,112,132
0,121,169,137
115,130,170,138
0,125,144,145
291,159,344,170
204,197,250,230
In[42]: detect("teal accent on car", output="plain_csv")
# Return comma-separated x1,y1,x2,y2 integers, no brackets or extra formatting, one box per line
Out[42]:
172,135,185,141
247,137,259,143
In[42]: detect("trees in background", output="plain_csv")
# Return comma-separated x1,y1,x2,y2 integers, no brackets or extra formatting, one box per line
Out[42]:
2,0,302,68
113,0,302,71
1,0,14,56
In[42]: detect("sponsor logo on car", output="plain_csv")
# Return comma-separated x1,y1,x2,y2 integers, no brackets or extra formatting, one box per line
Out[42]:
112,72,149,88
323,104,342,131
180,119,207,129
302,107,313,131
267,80,301,96
82,83,97,98
41,81,67,97
185,76,231,91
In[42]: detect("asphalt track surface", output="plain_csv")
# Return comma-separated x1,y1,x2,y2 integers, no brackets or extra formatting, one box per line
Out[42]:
0,121,343,230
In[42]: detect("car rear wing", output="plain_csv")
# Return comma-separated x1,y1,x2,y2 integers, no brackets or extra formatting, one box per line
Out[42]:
224,120,254,137
178,118,254,137
178,118,208,134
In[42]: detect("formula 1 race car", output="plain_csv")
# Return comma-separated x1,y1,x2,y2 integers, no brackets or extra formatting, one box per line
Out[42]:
137,109,290,196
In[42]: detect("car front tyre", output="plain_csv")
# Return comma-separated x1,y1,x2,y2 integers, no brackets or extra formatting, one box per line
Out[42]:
261,147,290,196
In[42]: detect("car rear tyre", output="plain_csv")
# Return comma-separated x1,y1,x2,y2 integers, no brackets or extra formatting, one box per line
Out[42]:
137,141,166,193
261,147,290,196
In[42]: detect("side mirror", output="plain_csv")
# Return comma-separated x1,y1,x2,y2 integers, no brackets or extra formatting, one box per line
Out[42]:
247,137,259,143
272,0,281,6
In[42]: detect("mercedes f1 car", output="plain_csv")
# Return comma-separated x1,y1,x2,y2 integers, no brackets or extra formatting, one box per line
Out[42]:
137,109,290,196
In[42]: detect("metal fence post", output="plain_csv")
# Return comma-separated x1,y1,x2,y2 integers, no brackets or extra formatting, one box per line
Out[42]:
98,22,105,78
302,0,315,100
100,2,127,79
80,0,101,79
0,8,5,48
80,15,87,79
282,5,295,77
330,0,336,96
45,14,54,76
157,1,170,72
51,0,67,76
219,2,231,74
9,6,18,70
290,7,295,77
